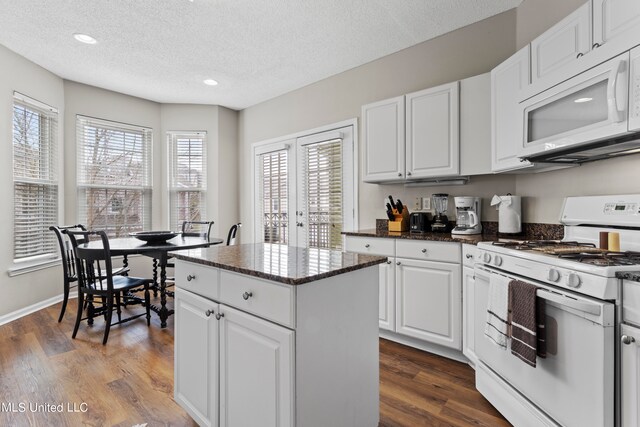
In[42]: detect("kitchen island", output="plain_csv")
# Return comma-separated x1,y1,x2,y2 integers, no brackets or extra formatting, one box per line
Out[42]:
169,243,386,427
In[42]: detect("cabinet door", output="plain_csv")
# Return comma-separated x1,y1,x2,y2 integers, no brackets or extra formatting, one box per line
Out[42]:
593,0,640,50
459,73,491,176
621,323,640,427
378,260,395,331
491,45,532,172
395,258,461,349
174,288,219,427
406,82,459,178
462,266,477,367
362,96,405,182
531,2,592,83
219,304,294,427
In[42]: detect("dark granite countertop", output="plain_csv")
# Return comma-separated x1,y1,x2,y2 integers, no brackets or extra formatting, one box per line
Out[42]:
170,243,387,285
617,272,640,282
343,229,490,245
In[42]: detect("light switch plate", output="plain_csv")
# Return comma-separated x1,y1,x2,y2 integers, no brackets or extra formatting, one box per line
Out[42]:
422,197,431,210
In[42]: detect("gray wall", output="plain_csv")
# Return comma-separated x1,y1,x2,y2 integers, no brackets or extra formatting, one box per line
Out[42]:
239,10,519,241
0,45,66,317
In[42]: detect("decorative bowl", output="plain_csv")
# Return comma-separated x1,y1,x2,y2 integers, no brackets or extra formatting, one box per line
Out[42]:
129,231,179,243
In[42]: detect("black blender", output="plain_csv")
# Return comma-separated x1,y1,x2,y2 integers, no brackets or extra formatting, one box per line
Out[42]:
431,193,450,232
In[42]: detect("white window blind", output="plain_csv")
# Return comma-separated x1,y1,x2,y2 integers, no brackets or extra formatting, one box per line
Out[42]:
167,132,207,231
12,93,59,260
259,149,289,244
76,116,152,237
300,138,343,250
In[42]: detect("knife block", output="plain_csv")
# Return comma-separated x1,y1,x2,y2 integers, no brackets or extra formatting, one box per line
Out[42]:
388,206,410,232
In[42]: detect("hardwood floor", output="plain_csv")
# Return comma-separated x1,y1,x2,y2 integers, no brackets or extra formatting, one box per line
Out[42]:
0,299,510,426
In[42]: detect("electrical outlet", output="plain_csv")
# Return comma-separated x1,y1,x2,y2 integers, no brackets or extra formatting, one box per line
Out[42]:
422,197,431,211
414,197,421,211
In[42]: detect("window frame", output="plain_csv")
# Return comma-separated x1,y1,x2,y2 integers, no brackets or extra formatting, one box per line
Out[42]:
11,92,60,268
166,131,207,231
76,115,153,237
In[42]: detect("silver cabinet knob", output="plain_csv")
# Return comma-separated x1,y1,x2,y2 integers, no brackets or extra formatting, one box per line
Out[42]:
386,260,392,264
407,172,412,176
421,248,427,253
592,42,601,49
365,243,370,248
465,254,473,259
215,312,225,320
205,309,214,317
396,261,401,266
397,173,402,177
187,274,196,281
576,52,584,58
622,335,636,345
242,291,253,300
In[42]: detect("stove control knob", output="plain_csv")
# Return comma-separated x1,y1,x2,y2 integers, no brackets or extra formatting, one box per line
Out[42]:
482,252,492,263
547,269,560,282
493,255,503,267
566,272,581,288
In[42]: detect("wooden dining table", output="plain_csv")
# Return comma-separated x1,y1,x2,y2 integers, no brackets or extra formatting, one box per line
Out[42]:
81,235,223,328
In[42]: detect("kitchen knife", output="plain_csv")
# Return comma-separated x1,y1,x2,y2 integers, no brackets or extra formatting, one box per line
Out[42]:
388,196,396,210
396,199,403,214
386,209,395,220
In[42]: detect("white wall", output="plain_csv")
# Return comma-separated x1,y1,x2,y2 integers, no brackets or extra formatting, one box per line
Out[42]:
239,10,518,240
0,45,66,317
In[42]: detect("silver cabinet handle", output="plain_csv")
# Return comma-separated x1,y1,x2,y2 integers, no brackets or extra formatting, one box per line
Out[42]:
205,309,214,317
365,243,370,248
421,248,427,253
466,254,473,259
396,261,401,266
187,274,196,281
576,52,584,58
593,42,601,49
215,312,225,320
242,291,253,300
386,260,392,264
622,335,636,345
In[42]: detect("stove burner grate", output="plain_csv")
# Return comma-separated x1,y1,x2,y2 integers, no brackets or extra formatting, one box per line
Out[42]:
558,251,640,266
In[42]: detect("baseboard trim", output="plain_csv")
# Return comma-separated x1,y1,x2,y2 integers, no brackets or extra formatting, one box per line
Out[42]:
379,329,468,363
0,292,77,327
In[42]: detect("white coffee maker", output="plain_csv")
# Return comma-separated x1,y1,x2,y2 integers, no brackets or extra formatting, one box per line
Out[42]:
452,196,482,235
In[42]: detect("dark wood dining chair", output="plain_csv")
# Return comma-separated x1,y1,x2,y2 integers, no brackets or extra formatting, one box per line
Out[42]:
226,222,242,245
50,224,130,322
67,230,152,345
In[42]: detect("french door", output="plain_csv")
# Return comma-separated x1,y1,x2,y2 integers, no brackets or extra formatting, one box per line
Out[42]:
254,126,354,249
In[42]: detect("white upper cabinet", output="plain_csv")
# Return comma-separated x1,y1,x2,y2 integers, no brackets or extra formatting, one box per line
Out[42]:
531,2,592,83
362,96,405,182
460,73,492,176
593,0,640,51
406,82,460,179
491,45,532,172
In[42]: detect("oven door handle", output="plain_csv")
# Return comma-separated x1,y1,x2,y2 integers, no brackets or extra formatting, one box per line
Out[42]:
536,288,601,316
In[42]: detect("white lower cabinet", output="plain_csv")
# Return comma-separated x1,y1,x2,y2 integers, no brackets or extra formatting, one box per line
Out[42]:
345,236,462,351
395,258,461,349
621,323,640,427
462,244,478,367
175,288,294,427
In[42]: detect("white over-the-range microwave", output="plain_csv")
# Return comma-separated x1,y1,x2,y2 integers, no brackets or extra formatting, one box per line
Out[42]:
518,46,640,164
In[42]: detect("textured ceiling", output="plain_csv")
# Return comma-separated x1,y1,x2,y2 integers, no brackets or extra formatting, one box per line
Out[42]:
0,0,521,110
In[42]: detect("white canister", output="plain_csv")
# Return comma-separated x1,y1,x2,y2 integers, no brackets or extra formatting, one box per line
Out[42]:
491,195,522,234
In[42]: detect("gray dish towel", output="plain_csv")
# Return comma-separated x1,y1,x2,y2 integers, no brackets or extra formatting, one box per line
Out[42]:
508,280,547,367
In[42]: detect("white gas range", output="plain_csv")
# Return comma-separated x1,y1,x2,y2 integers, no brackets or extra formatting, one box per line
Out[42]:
473,195,640,427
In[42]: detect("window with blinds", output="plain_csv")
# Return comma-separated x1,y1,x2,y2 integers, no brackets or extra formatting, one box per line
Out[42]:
167,132,207,231
259,149,288,244
76,116,152,237
12,93,59,260
300,139,343,249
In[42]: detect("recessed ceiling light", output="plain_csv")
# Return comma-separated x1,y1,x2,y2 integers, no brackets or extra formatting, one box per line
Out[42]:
574,97,593,103
203,79,219,86
73,33,97,44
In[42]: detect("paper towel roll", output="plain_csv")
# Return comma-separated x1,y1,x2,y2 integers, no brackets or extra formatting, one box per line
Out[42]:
497,195,522,234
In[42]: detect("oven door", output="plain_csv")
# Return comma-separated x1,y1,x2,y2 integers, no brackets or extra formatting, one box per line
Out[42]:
473,264,615,427
519,52,630,159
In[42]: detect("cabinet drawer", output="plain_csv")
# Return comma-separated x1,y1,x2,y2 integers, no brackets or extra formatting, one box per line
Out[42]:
175,260,220,301
462,244,478,267
219,270,295,328
344,236,395,257
396,240,460,263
